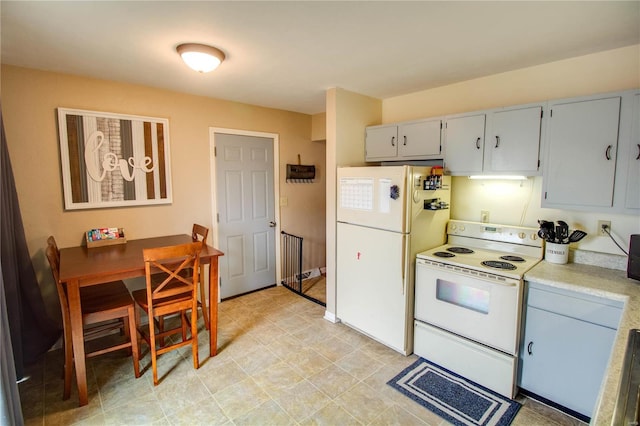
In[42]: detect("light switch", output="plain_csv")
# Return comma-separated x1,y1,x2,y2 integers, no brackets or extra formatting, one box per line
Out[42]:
280,197,288,206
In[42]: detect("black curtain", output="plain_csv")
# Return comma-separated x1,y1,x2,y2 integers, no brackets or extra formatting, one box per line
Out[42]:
0,103,61,380
1,264,23,425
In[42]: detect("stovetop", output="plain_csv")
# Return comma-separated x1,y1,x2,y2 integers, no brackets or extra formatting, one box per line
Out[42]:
417,220,544,280
418,243,542,279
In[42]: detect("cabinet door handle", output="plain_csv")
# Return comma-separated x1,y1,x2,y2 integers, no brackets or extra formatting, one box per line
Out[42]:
495,135,500,148
391,136,395,147
605,144,612,160
476,137,481,150
403,135,407,146
636,144,640,160
527,341,533,355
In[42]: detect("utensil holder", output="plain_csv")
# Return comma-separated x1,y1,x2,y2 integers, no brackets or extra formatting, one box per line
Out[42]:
545,242,568,264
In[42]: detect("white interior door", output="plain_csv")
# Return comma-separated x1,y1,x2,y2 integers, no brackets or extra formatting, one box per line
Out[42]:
214,132,277,299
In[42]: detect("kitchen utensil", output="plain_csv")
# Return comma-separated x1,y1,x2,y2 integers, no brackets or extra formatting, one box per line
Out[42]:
557,221,569,243
538,220,554,242
568,230,587,243
538,220,553,230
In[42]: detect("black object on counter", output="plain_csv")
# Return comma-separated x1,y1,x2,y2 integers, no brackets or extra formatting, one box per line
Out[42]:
628,234,640,282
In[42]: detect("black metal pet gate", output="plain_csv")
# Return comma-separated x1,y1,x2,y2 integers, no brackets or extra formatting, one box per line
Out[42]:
280,231,325,306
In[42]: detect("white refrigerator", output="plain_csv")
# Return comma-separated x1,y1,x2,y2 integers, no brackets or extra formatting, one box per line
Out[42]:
336,165,450,355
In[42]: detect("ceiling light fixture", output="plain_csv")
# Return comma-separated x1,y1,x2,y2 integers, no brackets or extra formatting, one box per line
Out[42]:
176,43,225,73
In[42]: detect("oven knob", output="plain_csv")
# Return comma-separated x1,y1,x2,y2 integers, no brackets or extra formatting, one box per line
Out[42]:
531,233,538,240
450,224,457,231
518,232,526,239
459,225,465,231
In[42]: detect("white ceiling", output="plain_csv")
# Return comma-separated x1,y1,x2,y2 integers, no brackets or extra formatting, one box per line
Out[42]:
2,1,639,115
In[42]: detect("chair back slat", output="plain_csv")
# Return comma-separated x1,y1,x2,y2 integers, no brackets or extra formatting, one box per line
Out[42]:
192,223,209,243
45,237,71,322
143,242,202,306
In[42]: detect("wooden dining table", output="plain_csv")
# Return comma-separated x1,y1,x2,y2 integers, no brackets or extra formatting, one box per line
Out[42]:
58,234,224,406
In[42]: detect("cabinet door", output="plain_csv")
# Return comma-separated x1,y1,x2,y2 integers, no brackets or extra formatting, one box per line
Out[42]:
519,306,616,418
543,97,620,207
487,106,542,173
365,125,398,161
398,119,442,159
444,114,485,174
625,94,640,209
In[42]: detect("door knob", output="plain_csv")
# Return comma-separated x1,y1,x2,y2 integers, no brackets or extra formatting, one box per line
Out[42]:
269,221,277,227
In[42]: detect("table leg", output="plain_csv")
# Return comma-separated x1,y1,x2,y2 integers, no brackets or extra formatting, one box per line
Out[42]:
67,279,88,406
208,257,219,356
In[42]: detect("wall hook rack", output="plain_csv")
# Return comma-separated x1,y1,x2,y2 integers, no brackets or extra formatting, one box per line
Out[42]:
286,154,315,183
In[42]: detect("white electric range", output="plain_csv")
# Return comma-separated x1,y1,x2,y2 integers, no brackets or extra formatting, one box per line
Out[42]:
414,220,543,398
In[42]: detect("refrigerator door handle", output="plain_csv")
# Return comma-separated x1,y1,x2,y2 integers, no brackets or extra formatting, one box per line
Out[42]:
401,236,406,295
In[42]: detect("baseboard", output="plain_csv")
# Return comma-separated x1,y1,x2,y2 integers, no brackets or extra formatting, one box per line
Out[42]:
518,388,590,423
324,311,338,323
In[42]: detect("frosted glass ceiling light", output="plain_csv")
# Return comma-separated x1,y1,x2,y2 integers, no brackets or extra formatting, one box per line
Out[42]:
177,43,225,73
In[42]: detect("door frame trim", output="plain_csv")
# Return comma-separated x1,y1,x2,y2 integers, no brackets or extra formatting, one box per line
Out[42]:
209,127,281,297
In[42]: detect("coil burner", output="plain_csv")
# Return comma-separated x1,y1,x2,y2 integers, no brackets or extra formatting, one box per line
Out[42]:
447,247,474,254
500,255,525,262
481,260,517,270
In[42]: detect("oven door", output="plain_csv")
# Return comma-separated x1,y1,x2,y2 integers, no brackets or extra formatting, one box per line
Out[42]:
415,259,522,355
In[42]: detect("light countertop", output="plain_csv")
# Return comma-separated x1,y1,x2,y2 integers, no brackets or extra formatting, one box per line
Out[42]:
524,260,640,425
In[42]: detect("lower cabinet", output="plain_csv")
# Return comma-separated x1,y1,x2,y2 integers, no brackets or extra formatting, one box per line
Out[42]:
518,281,623,420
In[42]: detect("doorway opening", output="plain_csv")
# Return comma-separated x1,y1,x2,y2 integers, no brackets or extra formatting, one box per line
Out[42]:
280,231,326,306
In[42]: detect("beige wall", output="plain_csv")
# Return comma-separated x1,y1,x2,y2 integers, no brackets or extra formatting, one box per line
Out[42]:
381,45,640,257
325,87,381,319
1,65,326,315
383,45,640,122
311,112,326,142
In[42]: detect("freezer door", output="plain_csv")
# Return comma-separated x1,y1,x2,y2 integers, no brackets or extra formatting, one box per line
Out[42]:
337,166,414,233
336,222,411,354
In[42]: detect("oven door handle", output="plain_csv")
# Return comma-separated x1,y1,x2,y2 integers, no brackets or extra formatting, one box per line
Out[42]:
488,280,517,287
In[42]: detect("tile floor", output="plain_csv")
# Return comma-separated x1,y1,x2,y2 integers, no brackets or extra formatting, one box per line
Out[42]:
300,275,326,305
19,286,585,425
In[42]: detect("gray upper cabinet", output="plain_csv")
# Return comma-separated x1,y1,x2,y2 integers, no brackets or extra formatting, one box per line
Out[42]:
543,95,621,208
365,124,398,160
444,103,543,176
623,93,640,210
541,89,639,213
365,118,442,162
442,113,485,174
486,106,542,174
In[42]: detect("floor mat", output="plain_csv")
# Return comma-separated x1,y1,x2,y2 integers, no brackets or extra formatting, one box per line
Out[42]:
387,357,521,426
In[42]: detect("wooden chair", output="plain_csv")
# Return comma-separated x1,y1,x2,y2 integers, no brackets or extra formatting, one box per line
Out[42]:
45,236,140,400
191,224,210,329
152,224,210,330
132,241,202,385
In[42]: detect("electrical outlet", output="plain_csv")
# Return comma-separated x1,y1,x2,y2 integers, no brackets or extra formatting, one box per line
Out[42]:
597,220,611,236
481,210,490,223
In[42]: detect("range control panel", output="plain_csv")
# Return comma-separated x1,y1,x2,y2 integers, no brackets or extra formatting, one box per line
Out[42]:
447,220,542,247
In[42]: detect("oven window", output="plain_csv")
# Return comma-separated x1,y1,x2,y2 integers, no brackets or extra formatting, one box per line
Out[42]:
436,279,490,314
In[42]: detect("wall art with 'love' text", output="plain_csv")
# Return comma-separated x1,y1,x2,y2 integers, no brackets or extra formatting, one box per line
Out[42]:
57,108,172,210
